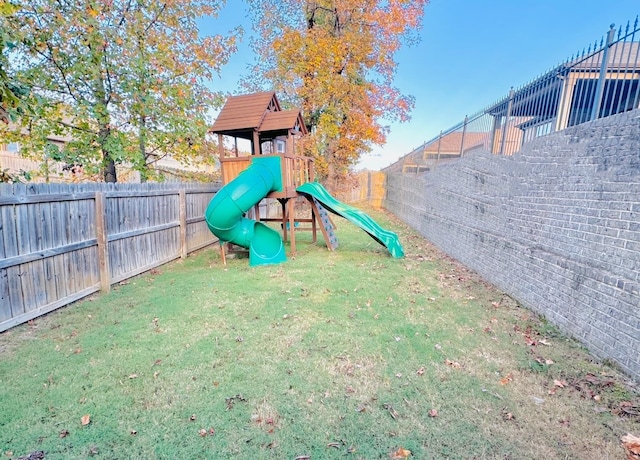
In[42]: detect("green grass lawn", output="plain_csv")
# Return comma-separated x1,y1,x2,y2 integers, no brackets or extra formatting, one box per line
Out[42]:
1,207,638,459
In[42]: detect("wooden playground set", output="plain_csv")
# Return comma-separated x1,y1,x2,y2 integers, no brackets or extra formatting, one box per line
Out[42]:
206,91,403,266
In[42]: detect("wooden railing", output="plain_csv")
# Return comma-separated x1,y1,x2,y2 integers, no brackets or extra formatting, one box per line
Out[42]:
220,153,315,197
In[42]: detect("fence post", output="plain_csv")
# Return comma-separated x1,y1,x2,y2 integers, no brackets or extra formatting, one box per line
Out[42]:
590,24,616,121
435,131,443,168
179,189,187,259
459,115,468,157
500,88,514,155
95,192,111,293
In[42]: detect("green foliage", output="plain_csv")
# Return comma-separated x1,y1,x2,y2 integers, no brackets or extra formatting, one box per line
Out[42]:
0,1,28,122
0,167,30,183
2,0,240,182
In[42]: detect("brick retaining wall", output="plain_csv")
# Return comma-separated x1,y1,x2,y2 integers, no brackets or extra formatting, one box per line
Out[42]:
384,109,640,379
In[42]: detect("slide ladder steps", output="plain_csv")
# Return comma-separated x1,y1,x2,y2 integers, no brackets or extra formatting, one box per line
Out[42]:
311,197,338,250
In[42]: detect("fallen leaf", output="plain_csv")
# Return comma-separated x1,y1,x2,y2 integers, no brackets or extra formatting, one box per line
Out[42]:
416,366,425,376
81,414,91,426
4,452,12,458
584,373,615,387
621,433,640,459
390,446,412,458
615,402,640,417
499,373,513,385
445,359,462,369
129,374,138,379
434,343,442,350
395,373,402,378
59,429,69,438
428,409,438,417
501,408,515,421
554,379,567,388
16,452,46,460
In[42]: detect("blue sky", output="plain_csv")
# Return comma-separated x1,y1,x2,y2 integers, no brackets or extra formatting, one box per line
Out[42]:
204,0,639,170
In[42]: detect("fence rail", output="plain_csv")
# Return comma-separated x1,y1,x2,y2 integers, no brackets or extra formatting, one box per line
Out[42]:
0,182,221,332
387,17,640,174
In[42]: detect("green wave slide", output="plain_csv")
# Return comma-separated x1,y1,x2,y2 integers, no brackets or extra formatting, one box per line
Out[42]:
296,182,404,258
205,156,286,267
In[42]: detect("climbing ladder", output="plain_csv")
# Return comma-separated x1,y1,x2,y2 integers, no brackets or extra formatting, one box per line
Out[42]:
309,197,338,250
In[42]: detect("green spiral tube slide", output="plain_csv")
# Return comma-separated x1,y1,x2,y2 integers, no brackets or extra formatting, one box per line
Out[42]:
205,156,286,266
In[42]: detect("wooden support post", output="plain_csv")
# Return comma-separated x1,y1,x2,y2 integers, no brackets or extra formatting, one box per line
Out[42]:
279,199,288,242
94,192,111,292
288,198,296,255
179,190,187,259
219,241,227,266
311,205,317,243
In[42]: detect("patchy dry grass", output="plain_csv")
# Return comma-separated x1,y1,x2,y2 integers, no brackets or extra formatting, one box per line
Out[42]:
1,207,638,459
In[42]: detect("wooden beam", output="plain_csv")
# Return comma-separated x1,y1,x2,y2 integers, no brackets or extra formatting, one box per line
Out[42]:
0,239,97,270
253,130,260,155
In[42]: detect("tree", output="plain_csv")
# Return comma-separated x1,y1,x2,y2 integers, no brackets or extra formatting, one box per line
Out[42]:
0,1,28,123
2,0,240,182
246,0,426,190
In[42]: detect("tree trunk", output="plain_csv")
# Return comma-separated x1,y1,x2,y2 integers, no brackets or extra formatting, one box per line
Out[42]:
326,160,338,195
103,155,117,183
99,126,117,183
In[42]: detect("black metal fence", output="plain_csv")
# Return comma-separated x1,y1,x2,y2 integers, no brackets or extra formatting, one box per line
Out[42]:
386,17,640,174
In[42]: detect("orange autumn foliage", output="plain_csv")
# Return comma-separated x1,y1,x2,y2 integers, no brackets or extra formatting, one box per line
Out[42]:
247,0,427,191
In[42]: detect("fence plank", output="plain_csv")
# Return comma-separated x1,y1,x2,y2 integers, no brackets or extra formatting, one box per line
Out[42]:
49,185,67,300
179,190,187,259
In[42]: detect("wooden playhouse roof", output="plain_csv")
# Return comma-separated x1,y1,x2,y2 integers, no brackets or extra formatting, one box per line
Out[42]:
210,91,307,138
261,110,308,135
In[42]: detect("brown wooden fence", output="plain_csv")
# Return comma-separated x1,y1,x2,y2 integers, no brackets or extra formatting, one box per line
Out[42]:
0,182,221,332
